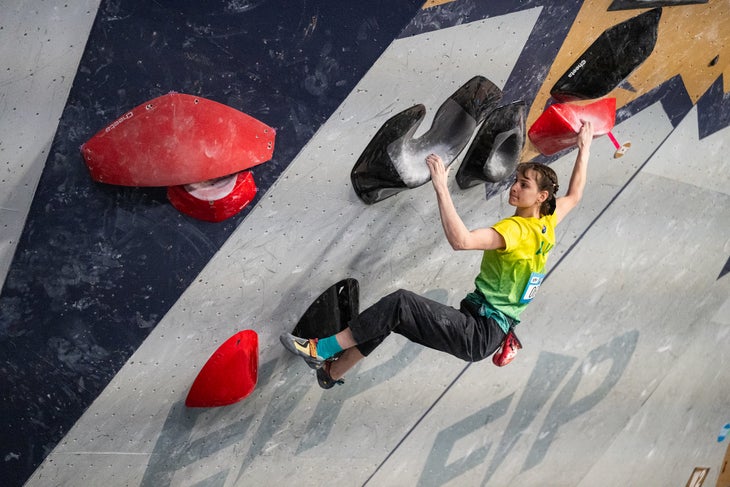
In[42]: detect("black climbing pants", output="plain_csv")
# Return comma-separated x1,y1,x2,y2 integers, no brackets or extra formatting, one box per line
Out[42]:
349,289,506,362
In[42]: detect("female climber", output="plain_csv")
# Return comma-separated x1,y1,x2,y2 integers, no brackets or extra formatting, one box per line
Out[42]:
281,120,595,388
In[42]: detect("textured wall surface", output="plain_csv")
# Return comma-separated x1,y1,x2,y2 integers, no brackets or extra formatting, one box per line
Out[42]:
2,1,728,486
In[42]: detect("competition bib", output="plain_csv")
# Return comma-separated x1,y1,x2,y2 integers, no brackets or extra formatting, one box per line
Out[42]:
520,272,545,303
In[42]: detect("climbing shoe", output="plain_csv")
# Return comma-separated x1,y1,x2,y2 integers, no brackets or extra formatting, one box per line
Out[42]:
279,333,325,369
317,361,345,389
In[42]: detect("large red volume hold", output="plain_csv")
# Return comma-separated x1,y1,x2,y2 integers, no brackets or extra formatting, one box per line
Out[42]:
528,98,616,156
185,330,259,408
81,93,275,187
167,171,257,222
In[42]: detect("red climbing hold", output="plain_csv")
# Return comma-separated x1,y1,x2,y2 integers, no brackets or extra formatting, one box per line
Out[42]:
185,329,259,408
528,98,616,156
81,93,275,187
167,170,257,222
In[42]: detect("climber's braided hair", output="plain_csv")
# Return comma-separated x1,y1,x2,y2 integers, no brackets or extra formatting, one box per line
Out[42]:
516,162,560,216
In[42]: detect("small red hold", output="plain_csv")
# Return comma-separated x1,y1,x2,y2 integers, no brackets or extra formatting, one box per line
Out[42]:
186,329,259,408
167,170,257,222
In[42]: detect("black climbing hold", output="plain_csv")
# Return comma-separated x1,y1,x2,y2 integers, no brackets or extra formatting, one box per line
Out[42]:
456,101,527,189
292,278,360,339
608,0,706,11
551,8,662,101
351,76,503,203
